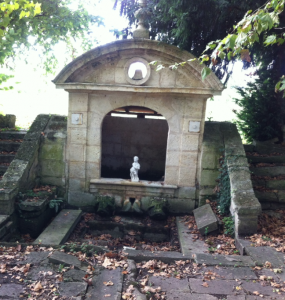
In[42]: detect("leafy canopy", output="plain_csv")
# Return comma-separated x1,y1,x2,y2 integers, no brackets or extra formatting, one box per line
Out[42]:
201,0,285,94
114,0,266,81
0,0,103,89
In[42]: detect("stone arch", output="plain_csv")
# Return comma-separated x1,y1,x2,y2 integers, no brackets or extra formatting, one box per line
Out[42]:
100,105,169,181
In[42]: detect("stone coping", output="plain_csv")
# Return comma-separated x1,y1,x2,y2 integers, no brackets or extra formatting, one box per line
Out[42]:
90,178,177,189
57,83,221,96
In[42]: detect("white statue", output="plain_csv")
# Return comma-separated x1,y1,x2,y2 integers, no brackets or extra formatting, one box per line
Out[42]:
130,156,140,182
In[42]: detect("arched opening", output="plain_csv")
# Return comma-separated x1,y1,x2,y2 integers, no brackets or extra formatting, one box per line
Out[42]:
101,106,169,181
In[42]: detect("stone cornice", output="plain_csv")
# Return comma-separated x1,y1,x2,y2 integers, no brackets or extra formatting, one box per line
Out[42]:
56,83,222,96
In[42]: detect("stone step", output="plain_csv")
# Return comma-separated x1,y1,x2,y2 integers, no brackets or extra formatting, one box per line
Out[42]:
252,179,285,190
247,155,285,164
0,154,15,163
0,165,8,176
254,190,278,203
0,141,21,152
250,166,285,177
176,217,206,255
34,209,82,245
244,144,255,152
0,215,11,239
0,131,26,140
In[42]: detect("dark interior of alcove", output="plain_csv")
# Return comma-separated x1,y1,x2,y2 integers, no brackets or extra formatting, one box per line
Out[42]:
101,106,168,181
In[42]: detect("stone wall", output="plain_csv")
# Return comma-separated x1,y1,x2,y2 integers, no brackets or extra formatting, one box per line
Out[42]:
0,115,50,214
101,116,168,181
39,115,67,195
199,122,261,236
0,114,16,128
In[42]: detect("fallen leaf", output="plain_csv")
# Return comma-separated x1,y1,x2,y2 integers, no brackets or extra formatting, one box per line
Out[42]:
103,281,114,286
34,282,43,291
202,282,209,288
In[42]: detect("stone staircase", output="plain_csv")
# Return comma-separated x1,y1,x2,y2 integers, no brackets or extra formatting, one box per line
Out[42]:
245,142,285,210
0,130,26,180
0,130,26,240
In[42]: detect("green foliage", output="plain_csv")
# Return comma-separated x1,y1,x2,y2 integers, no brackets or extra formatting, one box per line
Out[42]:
0,74,14,90
233,67,284,143
217,153,231,215
115,0,266,81
201,0,285,92
0,0,103,87
222,216,235,237
96,195,115,217
49,199,63,213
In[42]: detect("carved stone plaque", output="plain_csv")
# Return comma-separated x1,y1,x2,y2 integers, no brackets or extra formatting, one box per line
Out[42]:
71,113,83,125
189,121,200,133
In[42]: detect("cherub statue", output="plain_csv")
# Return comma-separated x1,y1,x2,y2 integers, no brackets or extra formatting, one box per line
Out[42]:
130,156,140,182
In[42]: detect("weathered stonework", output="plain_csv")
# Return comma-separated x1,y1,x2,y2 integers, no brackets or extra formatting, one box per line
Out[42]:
199,122,261,236
0,114,16,128
0,115,51,214
53,39,223,212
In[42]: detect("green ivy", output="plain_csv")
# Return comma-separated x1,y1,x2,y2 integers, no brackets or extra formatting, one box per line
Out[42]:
216,151,231,214
223,216,235,237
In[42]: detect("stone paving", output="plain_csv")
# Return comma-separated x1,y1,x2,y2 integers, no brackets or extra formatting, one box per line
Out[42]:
0,246,284,299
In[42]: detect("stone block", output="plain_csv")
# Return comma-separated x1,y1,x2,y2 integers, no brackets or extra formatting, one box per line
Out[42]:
34,209,82,245
178,167,196,186
167,134,181,151
64,269,86,282
165,166,179,186
181,134,199,151
89,95,113,116
175,187,196,199
41,159,65,177
68,191,96,207
86,145,101,163
49,251,82,269
87,268,123,300
19,198,49,212
180,151,198,166
234,214,259,236
0,114,16,128
0,284,23,298
69,128,87,144
193,204,218,235
40,143,63,161
68,178,85,191
201,151,219,170
176,217,205,255
87,126,101,146
69,161,86,178
86,162,100,179
168,114,182,133
250,166,285,177
166,151,180,167
245,246,284,268
168,198,195,214
69,93,88,112
41,176,65,187
189,278,239,295
194,253,254,267
67,144,85,162
184,99,205,118
267,180,285,190
200,169,219,186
